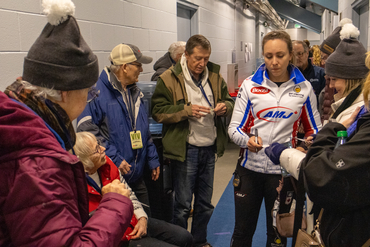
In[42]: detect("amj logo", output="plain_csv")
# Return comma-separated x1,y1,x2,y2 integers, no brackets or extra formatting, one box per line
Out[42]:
257,106,298,122
251,87,270,94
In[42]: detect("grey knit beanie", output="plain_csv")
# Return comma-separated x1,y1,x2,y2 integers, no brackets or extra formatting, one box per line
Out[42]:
22,0,98,91
320,18,352,55
325,23,369,79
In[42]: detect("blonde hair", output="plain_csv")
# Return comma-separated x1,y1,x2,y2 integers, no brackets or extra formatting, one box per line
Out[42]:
311,45,322,67
74,132,96,172
343,78,364,98
363,51,370,109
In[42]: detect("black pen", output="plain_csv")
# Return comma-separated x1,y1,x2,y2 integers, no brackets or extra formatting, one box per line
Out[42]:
255,129,258,153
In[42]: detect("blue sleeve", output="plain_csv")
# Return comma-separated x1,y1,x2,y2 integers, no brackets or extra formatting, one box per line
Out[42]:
146,133,160,170
77,99,124,167
318,67,326,95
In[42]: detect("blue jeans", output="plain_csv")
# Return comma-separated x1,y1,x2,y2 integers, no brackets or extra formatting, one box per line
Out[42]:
172,143,215,247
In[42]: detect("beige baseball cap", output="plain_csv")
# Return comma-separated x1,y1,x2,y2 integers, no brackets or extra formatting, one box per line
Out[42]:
110,43,153,65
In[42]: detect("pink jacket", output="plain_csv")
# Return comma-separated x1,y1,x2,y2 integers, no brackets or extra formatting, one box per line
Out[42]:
0,91,133,247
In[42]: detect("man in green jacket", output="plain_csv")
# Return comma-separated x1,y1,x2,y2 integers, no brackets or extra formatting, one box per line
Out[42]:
151,34,234,247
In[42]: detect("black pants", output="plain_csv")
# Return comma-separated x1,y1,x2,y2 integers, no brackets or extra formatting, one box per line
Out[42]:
123,217,193,247
231,165,287,247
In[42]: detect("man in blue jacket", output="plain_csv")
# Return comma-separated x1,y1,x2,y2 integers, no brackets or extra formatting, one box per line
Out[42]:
77,43,160,215
293,40,326,106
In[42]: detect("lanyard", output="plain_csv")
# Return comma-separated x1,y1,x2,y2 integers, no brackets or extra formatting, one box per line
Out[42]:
85,173,102,194
197,82,213,108
124,88,136,131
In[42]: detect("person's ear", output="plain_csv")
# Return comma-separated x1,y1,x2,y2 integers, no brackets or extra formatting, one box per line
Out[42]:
60,91,69,103
176,53,183,61
121,64,128,73
185,51,190,60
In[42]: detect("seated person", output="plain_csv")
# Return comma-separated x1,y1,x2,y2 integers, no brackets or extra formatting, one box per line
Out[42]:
74,132,193,247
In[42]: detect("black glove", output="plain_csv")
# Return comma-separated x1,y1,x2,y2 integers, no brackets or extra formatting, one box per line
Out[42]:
264,143,288,165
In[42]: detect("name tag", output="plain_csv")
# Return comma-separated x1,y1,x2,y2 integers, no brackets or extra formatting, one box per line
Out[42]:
130,130,143,149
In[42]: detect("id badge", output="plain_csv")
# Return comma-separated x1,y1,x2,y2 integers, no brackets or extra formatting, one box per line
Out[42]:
130,130,143,149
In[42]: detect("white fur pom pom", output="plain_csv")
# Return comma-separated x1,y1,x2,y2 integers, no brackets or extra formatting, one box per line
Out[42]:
340,23,360,40
42,0,75,26
339,18,352,27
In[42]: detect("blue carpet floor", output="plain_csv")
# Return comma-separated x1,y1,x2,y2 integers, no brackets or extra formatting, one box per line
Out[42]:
207,178,292,247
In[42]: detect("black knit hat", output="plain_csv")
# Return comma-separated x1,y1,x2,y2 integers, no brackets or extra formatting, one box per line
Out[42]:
320,18,352,55
22,0,98,91
325,23,369,79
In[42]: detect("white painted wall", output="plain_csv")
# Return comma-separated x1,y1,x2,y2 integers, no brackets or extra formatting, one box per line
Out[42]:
285,28,307,41
285,28,320,46
0,0,176,91
338,0,356,19
307,30,321,45
0,0,261,92
338,0,370,50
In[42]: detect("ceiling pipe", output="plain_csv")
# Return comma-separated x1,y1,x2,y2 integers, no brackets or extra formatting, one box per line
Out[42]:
239,0,286,30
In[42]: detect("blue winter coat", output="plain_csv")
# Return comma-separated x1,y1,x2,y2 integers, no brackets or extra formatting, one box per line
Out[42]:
77,67,160,183
301,61,326,105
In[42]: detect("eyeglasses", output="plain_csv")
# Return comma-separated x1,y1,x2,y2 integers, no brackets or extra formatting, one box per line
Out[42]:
128,62,143,69
87,86,100,103
89,140,104,156
294,52,305,57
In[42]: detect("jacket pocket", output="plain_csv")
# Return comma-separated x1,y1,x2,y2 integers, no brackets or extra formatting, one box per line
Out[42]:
176,99,185,105
326,217,344,247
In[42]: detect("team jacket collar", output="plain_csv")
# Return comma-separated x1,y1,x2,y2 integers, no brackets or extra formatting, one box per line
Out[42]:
252,63,306,85
101,67,142,102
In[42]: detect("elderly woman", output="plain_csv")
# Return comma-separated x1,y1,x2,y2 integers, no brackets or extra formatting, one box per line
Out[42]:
74,132,193,247
0,0,133,246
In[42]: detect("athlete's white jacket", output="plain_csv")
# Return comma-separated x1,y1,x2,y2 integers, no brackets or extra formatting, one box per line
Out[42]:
228,64,322,174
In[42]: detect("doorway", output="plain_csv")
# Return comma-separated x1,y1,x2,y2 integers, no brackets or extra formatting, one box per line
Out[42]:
177,1,198,42
359,3,369,47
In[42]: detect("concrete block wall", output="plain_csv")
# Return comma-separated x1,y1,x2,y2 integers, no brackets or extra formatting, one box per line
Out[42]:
0,0,260,92
185,0,258,85
0,0,177,91
285,28,320,45
307,30,321,45
286,28,308,41
235,8,256,85
338,0,370,50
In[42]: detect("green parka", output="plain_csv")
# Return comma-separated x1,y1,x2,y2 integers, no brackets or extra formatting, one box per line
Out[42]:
151,61,234,162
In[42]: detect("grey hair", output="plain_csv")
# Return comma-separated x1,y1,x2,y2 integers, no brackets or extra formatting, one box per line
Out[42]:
168,41,186,60
293,40,308,53
108,56,122,73
74,132,97,173
22,80,62,102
